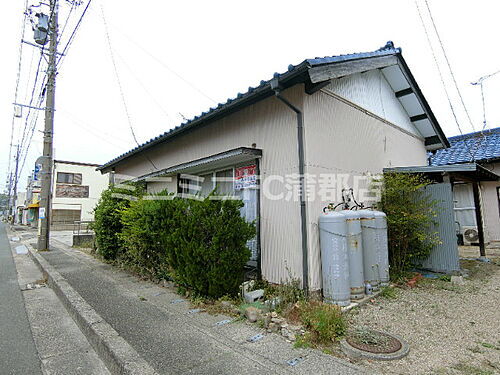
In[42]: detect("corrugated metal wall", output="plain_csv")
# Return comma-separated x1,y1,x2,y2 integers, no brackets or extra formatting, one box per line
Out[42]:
480,162,500,243
328,70,420,137
303,85,429,290
420,183,460,273
112,77,434,290
114,86,305,286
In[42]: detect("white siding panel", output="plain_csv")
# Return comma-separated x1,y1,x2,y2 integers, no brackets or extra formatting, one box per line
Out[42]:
304,89,428,290
327,70,420,137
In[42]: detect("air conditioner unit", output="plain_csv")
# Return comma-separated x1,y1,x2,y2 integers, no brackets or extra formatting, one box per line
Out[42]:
462,226,479,246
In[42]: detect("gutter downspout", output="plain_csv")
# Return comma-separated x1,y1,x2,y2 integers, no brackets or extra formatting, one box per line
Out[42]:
270,78,309,293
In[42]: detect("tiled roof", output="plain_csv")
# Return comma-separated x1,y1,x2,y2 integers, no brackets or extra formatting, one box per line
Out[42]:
98,42,430,171
430,127,500,166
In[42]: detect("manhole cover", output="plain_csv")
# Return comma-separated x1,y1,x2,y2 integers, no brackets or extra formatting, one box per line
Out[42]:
346,329,402,354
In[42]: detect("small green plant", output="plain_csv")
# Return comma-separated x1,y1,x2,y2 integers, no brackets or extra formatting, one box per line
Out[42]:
293,334,312,349
379,286,397,299
480,342,499,350
376,173,441,275
263,270,306,313
298,301,346,344
438,274,451,282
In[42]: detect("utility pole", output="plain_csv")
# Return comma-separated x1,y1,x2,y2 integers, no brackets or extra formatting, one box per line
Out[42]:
11,145,21,224
37,0,58,251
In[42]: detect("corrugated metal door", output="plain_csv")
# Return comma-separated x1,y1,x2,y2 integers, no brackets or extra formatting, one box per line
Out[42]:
420,183,460,273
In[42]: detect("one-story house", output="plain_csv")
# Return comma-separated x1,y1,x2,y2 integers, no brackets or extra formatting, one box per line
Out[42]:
430,127,500,247
98,41,449,293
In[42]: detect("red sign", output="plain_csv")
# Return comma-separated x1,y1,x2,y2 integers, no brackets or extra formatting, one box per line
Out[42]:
235,165,257,189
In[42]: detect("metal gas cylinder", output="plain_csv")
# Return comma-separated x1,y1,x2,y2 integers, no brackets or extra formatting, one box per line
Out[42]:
342,210,365,300
318,211,350,306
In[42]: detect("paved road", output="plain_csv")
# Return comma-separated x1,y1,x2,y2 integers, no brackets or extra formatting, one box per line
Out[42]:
41,239,367,375
0,223,42,375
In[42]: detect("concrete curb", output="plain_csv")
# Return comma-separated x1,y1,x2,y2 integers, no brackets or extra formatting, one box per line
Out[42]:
27,246,158,375
340,331,410,361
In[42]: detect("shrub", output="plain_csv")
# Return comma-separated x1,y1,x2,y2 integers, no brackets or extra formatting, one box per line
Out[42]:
298,301,346,344
92,184,143,261
119,192,176,279
165,196,255,298
376,173,441,276
115,190,255,298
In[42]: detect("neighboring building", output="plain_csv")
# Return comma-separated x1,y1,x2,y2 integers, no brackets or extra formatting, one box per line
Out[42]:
98,42,449,292
51,160,109,226
14,191,27,225
25,159,109,228
430,127,500,246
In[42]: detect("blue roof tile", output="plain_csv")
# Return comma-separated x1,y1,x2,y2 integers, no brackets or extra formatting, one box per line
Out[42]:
430,127,500,166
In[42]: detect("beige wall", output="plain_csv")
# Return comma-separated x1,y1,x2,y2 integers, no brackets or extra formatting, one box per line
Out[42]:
52,162,109,221
481,162,500,243
114,86,305,286
110,82,430,291
303,85,428,290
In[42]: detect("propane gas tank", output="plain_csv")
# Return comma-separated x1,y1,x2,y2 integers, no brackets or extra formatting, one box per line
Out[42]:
318,211,350,306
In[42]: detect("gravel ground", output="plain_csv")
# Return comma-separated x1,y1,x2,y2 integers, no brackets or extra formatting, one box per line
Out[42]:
348,259,500,375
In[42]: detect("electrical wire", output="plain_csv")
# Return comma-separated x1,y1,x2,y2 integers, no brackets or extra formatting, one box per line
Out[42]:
424,0,476,133
109,24,218,105
414,0,477,161
57,0,92,69
58,0,76,44
114,49,176,126
100,4,158,171
6,0,29,197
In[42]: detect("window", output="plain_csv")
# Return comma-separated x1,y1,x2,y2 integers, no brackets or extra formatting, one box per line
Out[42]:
178,174,203,196
57,172,82,185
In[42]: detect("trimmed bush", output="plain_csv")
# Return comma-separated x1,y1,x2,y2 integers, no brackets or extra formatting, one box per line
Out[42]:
164,196,255,298
92,184,143,260
119,192,177,279
117,191,255,298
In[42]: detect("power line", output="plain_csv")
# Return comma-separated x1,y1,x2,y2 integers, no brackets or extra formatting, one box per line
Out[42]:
109,24,218,105
414,0,476,161
7,0,29,196
100,4,158,171
423,0,476,133
58,0,76,43
57,0,92,69
114,49,176,126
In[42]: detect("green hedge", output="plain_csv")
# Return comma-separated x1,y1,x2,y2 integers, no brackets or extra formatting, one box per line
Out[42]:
94,189,255,298
92,185,143,260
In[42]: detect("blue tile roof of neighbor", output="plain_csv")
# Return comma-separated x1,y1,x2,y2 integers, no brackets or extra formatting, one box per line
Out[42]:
99,41,446,172
430,127,500,166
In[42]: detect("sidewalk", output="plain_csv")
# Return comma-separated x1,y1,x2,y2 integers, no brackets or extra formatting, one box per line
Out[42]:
31,234,369,375
5,224,109,375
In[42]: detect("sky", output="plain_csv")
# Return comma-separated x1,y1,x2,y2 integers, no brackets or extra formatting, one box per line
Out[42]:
1,0,499,192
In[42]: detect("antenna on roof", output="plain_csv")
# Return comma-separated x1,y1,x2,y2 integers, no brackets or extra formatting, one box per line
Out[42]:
471,69,500,132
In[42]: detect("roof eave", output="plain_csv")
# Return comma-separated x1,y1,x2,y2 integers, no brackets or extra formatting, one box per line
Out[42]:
395,53,450,149
98,63,310,173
